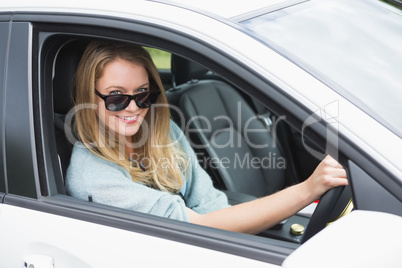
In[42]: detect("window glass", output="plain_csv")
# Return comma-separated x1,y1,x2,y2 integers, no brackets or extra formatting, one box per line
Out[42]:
242,0,402,136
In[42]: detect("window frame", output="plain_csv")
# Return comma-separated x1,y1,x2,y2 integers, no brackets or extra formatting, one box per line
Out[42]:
0,21,11,194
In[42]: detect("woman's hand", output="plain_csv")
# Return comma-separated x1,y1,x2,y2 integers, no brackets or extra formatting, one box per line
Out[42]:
302,155,348,202
188,155,348,234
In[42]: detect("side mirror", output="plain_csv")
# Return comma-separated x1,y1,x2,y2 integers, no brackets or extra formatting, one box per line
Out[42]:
283,211,402,268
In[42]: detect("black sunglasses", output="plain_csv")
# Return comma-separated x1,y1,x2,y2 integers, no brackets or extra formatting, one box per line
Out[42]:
95,89,161,111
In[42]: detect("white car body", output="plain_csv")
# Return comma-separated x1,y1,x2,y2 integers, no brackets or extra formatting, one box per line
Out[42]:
0,0,401,267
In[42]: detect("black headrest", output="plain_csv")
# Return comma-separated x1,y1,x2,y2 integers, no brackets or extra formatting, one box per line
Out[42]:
171,54,209,86
53,39,89,114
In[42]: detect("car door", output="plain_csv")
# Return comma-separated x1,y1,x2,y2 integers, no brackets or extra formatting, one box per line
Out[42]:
0,15,290,267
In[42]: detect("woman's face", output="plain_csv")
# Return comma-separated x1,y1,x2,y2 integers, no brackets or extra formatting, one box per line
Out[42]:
95,58,149,143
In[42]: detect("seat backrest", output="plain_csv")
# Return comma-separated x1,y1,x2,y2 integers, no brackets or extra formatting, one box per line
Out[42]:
53,39,89,179
169,55,286,198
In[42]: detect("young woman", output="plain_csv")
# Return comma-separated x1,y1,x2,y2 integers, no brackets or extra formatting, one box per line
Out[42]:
66,40,348,234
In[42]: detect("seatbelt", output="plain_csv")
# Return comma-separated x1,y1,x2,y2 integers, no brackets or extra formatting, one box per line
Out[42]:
256,111,273,127
251,98,300,186
252,98,274,128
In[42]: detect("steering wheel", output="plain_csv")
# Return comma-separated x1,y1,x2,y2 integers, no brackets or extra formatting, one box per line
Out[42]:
301,185,352,243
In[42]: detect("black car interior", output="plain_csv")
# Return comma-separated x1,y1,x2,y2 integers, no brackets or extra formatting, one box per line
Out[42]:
51,38,323,243
53,39,90,183
167,55,290,201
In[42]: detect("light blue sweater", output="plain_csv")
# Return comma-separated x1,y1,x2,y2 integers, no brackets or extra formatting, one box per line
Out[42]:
66,120,229,222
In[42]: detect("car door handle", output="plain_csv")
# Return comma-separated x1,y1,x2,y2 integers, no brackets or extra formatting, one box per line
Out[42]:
23,255,54,268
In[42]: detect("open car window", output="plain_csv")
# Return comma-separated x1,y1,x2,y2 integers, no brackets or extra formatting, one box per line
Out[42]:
41,26,352,247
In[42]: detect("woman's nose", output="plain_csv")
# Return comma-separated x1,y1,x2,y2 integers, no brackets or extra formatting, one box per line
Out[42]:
124,99,139,111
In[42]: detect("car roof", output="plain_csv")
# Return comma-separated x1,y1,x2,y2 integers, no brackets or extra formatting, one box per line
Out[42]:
0,0,287,20
157,0,288,19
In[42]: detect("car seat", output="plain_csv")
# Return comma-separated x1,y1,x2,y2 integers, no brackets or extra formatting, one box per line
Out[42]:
53,39,89,182
167,55,287,200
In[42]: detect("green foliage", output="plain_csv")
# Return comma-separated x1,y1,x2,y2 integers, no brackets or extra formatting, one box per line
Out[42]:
145,47,171,70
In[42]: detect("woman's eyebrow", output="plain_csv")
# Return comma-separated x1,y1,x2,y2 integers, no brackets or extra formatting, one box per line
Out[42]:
104,85,125,91
135,83,150,90
104,83,150,92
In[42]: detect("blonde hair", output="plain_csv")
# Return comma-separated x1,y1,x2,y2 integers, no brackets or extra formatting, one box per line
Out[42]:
74,40,187,193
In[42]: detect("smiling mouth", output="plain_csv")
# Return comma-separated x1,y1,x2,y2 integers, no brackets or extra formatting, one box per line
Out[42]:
116,115,139,123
